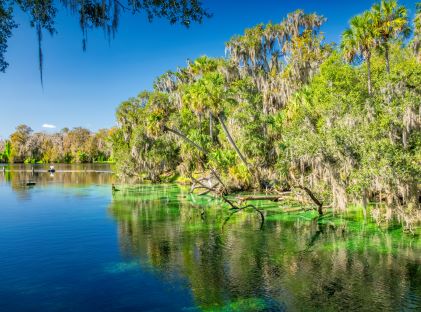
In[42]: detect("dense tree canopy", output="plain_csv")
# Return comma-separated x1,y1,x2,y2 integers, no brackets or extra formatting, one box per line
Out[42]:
111,1,421,229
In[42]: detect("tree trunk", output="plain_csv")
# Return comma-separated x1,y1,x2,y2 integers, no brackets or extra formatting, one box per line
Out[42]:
295,185,324,215
236,195,283,202
163,126,207,154
217,113,251,171
163,125,227,194
367,54,372,95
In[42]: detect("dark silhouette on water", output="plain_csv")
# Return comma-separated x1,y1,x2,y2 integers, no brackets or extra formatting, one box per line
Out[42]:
112,184,120,192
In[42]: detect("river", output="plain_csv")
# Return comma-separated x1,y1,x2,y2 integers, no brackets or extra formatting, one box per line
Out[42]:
0,164,420,311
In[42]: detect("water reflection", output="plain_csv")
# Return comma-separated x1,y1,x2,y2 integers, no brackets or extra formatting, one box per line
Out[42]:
109,185,421,312
0,164,115,200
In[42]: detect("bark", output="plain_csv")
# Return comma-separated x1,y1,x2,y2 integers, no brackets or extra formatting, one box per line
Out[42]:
190,175,218,192
217,113,251,171
222,204,265,230
295,185,324,215
209,167,227,193
236,195,283,202
164,126,207,154
164,125,228,194
221,195,265,230
198,189,212,196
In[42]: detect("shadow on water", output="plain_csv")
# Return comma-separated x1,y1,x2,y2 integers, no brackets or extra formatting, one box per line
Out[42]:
108,184,421,312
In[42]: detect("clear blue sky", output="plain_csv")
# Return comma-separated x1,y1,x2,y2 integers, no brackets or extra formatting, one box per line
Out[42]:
0,0,418,138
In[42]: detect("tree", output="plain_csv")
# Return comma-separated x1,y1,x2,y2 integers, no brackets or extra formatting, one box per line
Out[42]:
0,139,11,162
9,124,33,162
226,10,329,114
112,92,179,181
0,0,211,84
2,124,112,163
183,72,252,172
64,127,92,162
413,2,421,62
0,1,16,72
341,11,377,94
280,47,420,221
371,0,410,73
110,5,421,225
92,128,112,161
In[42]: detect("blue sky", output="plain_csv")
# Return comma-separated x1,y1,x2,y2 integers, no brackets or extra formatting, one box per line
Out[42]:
0,0,418,138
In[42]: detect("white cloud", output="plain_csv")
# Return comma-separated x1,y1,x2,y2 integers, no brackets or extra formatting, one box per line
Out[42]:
42,123,56,129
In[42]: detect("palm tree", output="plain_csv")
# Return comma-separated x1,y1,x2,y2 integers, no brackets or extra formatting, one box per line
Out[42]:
413,2,421,62
371,0,410,73
341,12,377,95
183,72,252,172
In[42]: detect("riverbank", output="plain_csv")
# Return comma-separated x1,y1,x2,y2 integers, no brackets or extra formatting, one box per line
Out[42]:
113,183,421,235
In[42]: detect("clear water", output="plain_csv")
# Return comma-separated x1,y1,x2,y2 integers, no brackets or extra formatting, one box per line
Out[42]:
0,165,420,311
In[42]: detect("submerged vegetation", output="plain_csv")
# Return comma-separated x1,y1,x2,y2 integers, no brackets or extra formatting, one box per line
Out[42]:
0,125,113,163
111,1,421,229
109,184,421,311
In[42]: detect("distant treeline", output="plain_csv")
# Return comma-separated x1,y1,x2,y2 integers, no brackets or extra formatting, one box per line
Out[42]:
0,125,113,164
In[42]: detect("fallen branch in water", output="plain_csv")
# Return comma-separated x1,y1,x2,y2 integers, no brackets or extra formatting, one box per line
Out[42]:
189,175,220,194
293,185,324,215
282,207,315,213
236,195,283,203
220,195,265,229
222,203,265,230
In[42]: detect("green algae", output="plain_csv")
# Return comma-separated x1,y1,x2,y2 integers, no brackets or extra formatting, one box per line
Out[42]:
109,184,421,311
202,297,267,312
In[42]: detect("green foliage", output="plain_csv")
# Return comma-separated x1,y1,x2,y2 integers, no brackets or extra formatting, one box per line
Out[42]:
281,46,420,225
209,149,237,170
23,157,36,164
111,2,421,226
371,0,410,71
111,91,180,182
2,125,113,164
76,151,89,163
0,1,16,72
0,140,11,162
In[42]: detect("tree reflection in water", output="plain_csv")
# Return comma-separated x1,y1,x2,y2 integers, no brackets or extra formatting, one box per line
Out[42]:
0,164,115,200
109,184,421,311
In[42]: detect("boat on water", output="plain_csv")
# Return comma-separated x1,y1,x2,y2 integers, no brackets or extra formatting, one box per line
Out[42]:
48,165,56,173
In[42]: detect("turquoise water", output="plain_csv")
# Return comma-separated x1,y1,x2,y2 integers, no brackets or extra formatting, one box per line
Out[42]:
0,165,420,311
